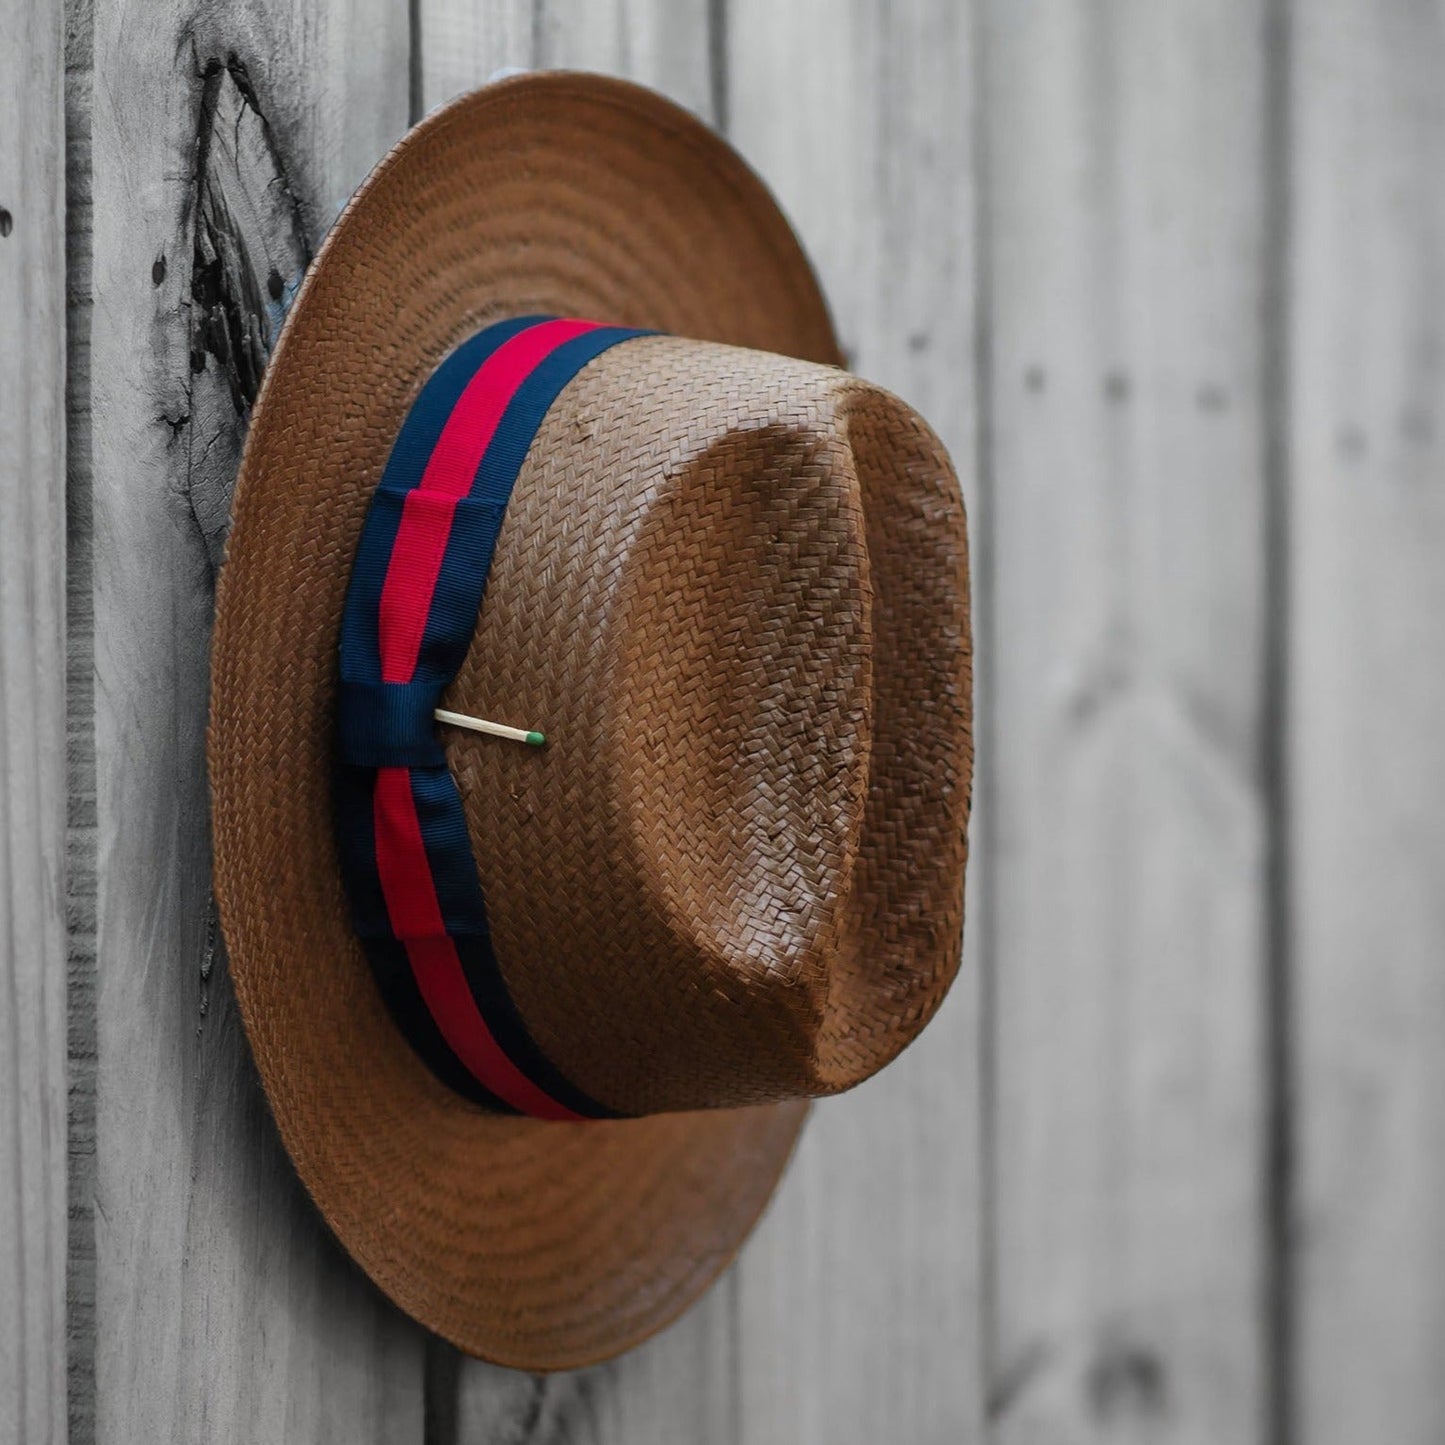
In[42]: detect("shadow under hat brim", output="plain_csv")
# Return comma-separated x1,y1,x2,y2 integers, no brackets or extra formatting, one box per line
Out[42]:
209,72,840,1368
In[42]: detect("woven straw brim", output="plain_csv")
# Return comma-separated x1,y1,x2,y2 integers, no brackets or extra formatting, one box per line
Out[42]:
210,74,845,1368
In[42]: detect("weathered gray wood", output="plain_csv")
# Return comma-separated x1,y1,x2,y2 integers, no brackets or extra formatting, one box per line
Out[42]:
413,8,734,1442
536,0,713,118
65,7,99,1438
81,3,424,1440
0,1,69,1441
1291,4,1445,1441
415,0,712,121
725,3,985,1440
982,3,1271,1441
432,1327,739,1445
415,1,533,113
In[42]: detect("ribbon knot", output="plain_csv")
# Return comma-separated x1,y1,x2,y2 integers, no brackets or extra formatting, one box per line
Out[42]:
335,678,445,767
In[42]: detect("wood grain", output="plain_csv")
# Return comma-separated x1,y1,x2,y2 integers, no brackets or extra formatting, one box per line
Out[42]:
415,0,533,114
982,3,1271,1441
65,1,99,1433
80,3,423,1440
1291,3,1445,1441
536,0,713,118
0,2,69,1441
725,2,986,1440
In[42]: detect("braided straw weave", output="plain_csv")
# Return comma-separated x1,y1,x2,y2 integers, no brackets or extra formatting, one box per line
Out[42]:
209,74,971,1368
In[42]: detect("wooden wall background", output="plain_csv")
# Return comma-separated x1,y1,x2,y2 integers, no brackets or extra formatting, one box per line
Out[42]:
2,0,1444,1441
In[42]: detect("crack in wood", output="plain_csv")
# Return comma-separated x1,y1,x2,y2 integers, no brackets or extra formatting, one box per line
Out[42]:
986,1336,1055,1422
186,53,309,573
178,55,311,1032
1087,1339,1170,1422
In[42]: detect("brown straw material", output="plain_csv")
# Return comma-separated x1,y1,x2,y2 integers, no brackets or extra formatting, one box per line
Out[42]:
209,73,971,1368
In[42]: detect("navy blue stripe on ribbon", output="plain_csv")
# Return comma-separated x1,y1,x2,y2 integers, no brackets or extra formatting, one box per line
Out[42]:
339,316,547,692
333,764,510,1110
411,326,654,679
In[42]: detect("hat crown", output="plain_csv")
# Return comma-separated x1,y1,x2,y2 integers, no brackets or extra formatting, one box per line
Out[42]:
445,336,971,1115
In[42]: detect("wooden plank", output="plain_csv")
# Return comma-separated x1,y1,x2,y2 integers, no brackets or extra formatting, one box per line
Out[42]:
416,0,711,120
982,3,1270,1441
1291,4,1445,1441
725,3,985,1441
81,5,425,1440
414,2,533,114
535,0,713,119
65,3,100,1437
429,1328,738,1445
0,1,69,1441
412,8,736,1442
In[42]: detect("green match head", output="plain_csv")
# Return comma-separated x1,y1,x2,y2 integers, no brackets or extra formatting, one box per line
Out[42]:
525,730,547,748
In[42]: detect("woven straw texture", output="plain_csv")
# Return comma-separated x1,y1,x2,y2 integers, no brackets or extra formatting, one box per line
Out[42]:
209,73,971,1368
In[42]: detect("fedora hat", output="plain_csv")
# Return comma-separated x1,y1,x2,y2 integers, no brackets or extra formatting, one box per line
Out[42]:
209,71,972,1370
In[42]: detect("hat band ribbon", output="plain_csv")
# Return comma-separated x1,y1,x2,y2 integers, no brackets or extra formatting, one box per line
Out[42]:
334,316,649,1120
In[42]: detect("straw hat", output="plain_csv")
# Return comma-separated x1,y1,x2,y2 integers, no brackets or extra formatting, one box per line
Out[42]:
209,71,972,1370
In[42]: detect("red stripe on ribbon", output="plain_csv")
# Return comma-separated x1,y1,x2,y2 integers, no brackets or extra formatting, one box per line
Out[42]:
378,318,607,682
372,767,585,1121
